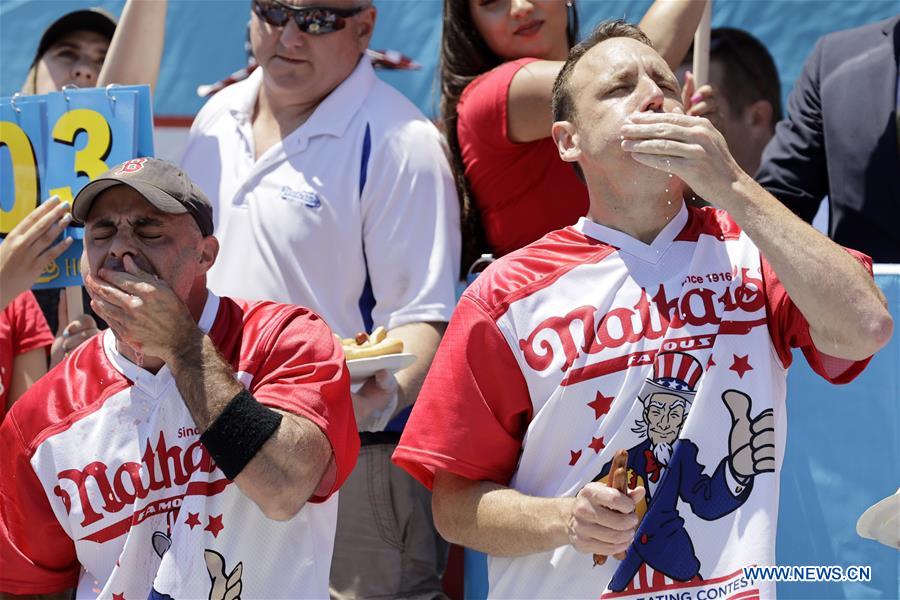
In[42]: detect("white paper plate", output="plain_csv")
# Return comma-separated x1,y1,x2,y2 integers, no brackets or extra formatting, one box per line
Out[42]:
346,353,416,382
856,488,900,549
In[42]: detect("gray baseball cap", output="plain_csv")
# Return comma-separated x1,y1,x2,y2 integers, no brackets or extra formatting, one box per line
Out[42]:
72,158,214,237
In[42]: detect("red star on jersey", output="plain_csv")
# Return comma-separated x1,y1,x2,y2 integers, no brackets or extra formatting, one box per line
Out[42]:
588,436,606,454
729,354,753,379
205,514,224,538
112,593,125,600
569,449,582,466
185,512,201,530
588,392,614,420
706,355,716,370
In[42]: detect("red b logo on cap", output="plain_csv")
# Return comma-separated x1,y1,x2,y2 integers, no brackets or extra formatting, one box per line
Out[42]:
116,158,148,175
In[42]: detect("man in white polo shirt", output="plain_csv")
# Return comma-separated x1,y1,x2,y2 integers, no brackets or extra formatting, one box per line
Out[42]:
180,1,460,597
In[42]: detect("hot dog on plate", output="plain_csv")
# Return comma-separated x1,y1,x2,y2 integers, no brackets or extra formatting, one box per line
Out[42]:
337,326,405,360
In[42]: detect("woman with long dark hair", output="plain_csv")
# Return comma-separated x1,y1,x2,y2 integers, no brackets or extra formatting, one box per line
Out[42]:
441,0,713,268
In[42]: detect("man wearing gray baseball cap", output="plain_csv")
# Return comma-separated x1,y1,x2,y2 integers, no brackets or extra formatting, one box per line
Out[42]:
0,157,359,599
71,157,214,237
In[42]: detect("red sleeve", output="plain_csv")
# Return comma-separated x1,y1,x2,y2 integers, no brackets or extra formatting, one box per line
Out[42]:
248,307,359,502
392,295,533,490
762,248,874,383
0,413,79,594
457,57,540,151
9,291,53,356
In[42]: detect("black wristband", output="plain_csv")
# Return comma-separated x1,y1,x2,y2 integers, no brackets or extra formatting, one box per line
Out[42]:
200,389,283,480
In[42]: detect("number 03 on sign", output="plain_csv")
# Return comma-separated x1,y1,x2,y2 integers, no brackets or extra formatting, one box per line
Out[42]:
1,85,154,289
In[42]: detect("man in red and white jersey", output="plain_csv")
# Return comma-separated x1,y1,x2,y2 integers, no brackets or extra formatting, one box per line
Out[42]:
393,20,893,600
0,158,359,599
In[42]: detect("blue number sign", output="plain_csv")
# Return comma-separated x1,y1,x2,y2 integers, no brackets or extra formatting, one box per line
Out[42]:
0,85,154,289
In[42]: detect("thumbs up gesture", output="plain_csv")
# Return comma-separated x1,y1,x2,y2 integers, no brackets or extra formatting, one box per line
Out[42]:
205,549,243,600
721,389,775,480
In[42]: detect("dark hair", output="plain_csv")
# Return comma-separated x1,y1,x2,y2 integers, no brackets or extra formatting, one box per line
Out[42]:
440,0,578,273
551,20,653,125
550,20,653,181
683,27,782,126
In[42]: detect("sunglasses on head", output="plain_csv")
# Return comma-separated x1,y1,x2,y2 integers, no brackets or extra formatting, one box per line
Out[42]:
252,0,364,35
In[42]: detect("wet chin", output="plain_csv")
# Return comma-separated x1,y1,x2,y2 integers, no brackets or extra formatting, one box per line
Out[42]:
626,157,679,189
107,324,125,341
108,325,140,355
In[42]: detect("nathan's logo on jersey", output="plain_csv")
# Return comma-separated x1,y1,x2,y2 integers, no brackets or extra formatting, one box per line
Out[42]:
518,270,765,373
54,431,221,528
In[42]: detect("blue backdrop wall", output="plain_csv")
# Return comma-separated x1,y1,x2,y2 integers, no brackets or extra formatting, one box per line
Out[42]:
2,0,898,119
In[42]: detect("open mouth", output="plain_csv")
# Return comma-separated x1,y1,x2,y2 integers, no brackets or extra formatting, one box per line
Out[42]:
514,20,544,36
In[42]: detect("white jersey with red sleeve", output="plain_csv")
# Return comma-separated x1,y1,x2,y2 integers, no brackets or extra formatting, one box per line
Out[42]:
0,292,358,599
394,204,873,600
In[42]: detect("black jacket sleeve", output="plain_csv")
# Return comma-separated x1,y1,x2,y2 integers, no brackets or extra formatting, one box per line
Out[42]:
755,38,829,222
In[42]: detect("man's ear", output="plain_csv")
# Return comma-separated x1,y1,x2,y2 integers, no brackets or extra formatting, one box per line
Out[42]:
197,236,220,275
355,6,377,51
551,120,581,163
746,99,774,133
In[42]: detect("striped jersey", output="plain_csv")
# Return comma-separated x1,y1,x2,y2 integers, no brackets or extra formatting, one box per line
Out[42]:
395,204,871,599
0,293,358,599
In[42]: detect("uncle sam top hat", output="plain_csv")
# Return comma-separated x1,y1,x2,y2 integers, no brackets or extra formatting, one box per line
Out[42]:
645,351,704,397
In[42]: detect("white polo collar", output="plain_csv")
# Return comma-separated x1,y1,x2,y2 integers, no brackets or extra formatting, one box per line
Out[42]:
103,291,221,392
227,68,262,125
229,54,377,152
575,202,688,264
